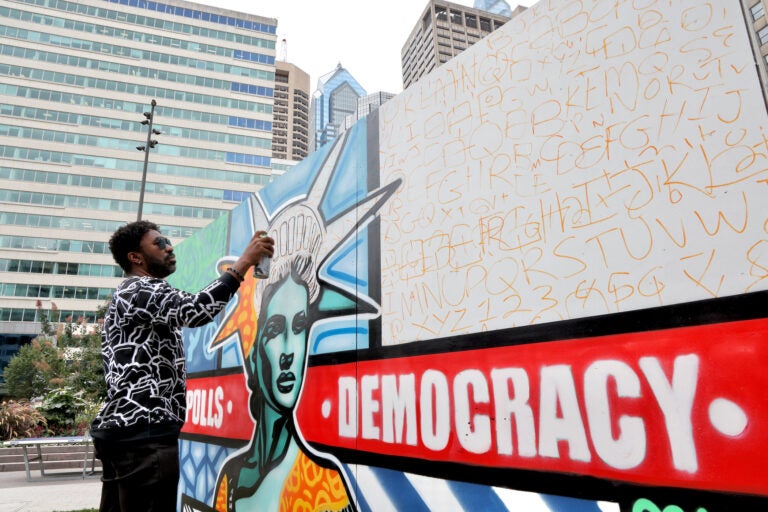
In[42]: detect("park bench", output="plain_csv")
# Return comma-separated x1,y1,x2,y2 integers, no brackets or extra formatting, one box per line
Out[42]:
4,433,97,481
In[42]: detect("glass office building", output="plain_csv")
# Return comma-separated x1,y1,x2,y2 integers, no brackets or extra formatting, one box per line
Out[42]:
0,0,277,352
338,91,395,134
308,63,366,152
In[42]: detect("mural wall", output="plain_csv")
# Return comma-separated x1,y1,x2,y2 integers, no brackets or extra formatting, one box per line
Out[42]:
171,1,768,511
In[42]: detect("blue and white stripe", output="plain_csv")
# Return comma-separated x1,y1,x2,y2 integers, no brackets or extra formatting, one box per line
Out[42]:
344,464,620,512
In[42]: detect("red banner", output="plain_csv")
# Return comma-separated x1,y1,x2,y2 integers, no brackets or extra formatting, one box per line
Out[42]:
296,318,768,497
183,372,252,441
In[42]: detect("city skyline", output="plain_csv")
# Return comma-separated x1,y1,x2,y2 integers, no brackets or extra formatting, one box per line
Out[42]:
213,0,538,94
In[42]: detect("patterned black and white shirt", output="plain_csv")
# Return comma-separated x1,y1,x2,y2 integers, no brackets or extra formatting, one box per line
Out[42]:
90,273,240,442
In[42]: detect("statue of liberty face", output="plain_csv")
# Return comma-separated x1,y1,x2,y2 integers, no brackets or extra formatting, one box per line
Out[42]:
254,276,309,412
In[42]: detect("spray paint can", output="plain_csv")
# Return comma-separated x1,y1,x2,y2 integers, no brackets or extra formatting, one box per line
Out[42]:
253,232,271,279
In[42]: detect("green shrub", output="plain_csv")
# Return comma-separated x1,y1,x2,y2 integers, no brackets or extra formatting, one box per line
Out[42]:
74,399,102,434
3,339,65,399
63,334,107,402
38,387,90,436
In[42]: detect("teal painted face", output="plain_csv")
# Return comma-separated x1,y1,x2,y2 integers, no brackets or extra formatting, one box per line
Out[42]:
256,278,309,411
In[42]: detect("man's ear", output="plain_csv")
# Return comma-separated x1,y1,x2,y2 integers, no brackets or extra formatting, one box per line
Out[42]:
128,251,143,266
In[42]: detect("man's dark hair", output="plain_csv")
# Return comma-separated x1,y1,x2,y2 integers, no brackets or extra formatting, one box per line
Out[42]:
109,220,160,272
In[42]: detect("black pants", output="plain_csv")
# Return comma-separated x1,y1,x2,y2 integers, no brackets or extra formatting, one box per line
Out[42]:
93,436,180,512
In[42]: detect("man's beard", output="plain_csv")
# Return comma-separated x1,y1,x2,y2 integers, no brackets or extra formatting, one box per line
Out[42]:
147,258,175,278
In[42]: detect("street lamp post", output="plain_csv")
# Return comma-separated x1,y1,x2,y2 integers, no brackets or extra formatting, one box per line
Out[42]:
136,99,160,221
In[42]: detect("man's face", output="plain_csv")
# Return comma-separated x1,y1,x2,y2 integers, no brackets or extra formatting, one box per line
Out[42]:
255,278,309,411
138,230,176,278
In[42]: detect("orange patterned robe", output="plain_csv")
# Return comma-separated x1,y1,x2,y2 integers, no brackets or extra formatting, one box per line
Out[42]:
280,449,352,511
214,449,352,512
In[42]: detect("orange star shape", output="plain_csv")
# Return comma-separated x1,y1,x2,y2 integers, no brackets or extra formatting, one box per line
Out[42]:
211,262,260,358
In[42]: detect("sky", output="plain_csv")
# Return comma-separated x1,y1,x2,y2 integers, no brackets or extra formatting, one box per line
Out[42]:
206,0,538,95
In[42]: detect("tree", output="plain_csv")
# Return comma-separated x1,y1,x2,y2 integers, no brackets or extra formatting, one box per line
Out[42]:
64,333,106,402
3,339,65,399
3,299,109,434
36,300,56,337
95,297,110,320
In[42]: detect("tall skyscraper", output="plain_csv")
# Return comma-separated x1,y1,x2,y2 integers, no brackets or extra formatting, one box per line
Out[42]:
273,61,310,163
308,63,366,152
0,0,277,359
473,0,513,17
401,0,524,90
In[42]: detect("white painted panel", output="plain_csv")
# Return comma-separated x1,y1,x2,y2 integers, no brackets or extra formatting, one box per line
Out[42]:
378,1,767,344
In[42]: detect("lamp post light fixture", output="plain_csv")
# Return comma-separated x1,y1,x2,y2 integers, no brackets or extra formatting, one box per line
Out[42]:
135,99,160,221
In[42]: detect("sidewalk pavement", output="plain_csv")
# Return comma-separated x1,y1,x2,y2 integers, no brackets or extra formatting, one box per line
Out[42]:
0,469,101,512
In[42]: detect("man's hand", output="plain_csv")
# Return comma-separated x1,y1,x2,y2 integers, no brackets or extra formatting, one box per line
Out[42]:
232,230,275,275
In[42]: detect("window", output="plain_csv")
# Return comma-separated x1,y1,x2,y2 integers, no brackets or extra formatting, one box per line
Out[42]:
752,2,765,21
759,25,768,45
